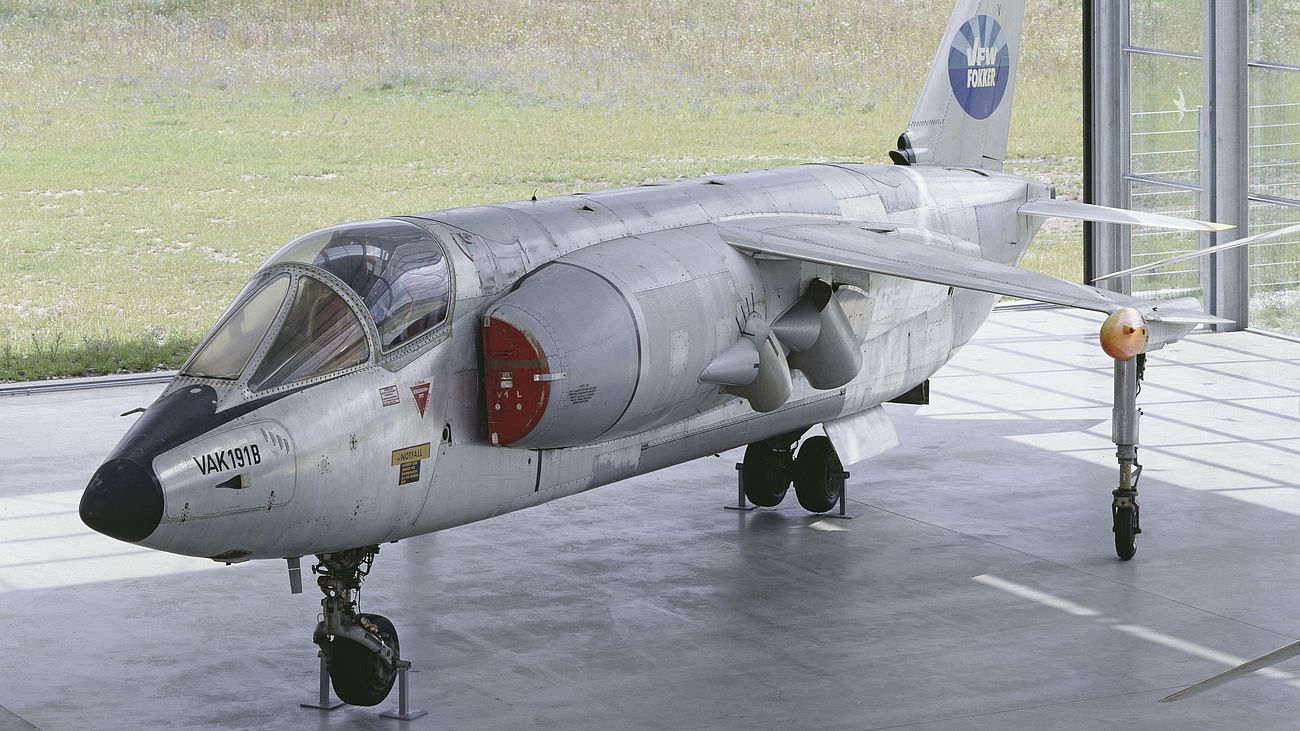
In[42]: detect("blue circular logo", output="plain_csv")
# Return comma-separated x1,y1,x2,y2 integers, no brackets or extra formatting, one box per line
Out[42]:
947,15,1010,120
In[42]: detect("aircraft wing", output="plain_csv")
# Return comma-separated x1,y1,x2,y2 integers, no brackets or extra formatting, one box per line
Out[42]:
717,215,1224,324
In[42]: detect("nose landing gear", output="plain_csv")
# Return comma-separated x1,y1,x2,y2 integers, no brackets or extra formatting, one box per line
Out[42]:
311,547,401,707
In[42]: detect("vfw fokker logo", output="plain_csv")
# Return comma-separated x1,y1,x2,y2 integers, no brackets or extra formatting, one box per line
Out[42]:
947,15,1010,120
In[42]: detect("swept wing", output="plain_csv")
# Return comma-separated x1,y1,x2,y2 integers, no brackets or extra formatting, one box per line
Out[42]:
717,215,1226,325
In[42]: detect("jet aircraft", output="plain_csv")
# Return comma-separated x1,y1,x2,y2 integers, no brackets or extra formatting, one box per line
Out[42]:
79,0,1288,707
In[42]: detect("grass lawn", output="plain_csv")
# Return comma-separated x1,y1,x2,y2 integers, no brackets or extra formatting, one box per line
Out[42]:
0,0,1087,380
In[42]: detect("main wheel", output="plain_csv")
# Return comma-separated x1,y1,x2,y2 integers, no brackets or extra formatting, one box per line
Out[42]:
1114,506,1138,561
794,436,843,513
326,613,400,706
742,442,792,507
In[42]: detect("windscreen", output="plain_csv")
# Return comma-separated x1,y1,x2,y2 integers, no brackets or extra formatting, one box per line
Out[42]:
268,220,451,351
250,276,370,391
181,273,290,380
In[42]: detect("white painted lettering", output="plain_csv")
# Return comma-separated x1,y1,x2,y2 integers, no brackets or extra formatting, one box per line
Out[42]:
967,67,997,88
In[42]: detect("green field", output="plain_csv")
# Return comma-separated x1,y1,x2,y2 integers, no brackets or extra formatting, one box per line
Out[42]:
0,0,1087,381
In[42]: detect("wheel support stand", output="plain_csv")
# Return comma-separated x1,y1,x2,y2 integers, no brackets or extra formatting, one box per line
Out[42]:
301,652,428,720
300,651,344,711
725,463,758,511
1110,355,1144,560
823,470,857,520
379,660,428,721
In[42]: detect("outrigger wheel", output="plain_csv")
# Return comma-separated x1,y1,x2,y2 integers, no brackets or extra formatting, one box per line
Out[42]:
311,547,402,706
1113,500,1141,561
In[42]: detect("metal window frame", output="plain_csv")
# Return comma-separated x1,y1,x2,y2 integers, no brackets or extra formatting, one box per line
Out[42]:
1086,0,1300,332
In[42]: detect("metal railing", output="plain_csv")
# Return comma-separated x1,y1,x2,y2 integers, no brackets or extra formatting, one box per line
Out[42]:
1120,87,1300,321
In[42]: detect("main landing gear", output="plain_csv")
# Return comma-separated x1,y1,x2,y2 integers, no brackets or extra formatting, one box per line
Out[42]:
311,547,401,706
738,433,849,514
1110,355,1144,561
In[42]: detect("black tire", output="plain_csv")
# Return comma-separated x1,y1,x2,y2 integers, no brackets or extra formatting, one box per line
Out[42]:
794,436,843,513
326,613,400,707
742,442,792,507
1114,506,1137,561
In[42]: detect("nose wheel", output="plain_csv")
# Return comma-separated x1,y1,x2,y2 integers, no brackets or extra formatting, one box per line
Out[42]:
311,547,402,707
321,612,400,706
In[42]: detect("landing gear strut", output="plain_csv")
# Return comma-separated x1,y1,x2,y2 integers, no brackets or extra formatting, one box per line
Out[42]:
311,547,401,706
1110,355,1144,561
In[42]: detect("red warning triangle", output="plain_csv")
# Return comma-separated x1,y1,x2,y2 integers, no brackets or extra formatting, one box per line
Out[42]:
410,383,430,418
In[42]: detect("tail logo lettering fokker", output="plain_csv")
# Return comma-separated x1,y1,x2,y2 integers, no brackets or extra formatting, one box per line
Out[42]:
947,15,1010,120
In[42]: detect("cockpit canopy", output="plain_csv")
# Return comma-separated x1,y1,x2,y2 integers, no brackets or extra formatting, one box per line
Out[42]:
181,219,451,390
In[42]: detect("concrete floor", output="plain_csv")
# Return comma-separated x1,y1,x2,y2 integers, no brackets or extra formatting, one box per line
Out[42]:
2,305,1299,730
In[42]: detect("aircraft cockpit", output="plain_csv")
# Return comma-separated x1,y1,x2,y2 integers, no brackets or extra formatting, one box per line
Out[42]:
180,219,452,392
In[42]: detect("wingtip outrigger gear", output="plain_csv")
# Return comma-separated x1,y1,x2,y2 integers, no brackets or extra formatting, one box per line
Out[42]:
1110,353,1144,560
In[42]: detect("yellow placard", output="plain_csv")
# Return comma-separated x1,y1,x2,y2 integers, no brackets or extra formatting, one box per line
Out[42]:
390,442,431,466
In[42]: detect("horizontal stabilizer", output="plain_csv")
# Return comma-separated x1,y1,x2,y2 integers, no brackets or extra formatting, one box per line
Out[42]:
1094,222,1300,282
1019,199,1232,232
718,215,1222,323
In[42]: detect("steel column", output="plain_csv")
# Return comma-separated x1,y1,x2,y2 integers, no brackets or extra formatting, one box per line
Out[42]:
1089,0,1131,293
1202,0,1250,330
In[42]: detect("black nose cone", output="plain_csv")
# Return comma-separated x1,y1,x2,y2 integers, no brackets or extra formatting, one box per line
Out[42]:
80,458,164,542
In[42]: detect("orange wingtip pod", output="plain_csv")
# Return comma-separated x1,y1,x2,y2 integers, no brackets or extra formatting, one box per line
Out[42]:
1100,308,1148,360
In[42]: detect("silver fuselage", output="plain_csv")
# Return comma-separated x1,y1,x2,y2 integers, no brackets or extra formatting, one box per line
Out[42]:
119,162,1049,561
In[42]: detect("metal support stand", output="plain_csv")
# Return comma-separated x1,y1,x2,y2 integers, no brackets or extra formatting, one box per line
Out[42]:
1110,355,1144,559
823,470,858,520
300,651,344,711
724,463,757,511
379,660,428,721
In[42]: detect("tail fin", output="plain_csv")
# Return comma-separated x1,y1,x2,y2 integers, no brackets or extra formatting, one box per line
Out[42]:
890,0,1025,170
